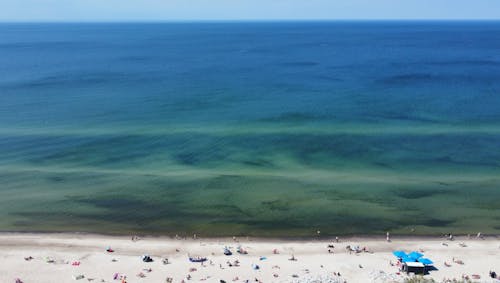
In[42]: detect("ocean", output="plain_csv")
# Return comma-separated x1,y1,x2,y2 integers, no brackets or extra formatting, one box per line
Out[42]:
0,21,499,236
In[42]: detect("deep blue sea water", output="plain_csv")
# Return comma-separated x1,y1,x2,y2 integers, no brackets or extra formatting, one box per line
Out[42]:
0,22,499,236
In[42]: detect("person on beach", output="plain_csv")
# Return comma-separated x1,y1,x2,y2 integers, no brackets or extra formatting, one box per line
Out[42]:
386,232,391,242
346,245,352,254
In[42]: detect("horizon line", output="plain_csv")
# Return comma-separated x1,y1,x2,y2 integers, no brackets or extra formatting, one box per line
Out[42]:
1,18,500,24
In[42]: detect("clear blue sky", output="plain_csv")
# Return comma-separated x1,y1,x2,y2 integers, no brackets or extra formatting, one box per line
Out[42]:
1,0,500,22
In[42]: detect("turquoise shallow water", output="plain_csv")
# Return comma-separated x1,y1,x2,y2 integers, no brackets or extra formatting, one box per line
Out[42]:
0,22,499,236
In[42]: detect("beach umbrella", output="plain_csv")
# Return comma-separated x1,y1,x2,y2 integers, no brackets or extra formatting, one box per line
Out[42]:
392,250,407,258
408,251,423,260
401,255,415,263
418,258,434,265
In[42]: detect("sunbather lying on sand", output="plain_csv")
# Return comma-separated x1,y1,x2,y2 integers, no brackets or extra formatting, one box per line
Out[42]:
453,257,464,264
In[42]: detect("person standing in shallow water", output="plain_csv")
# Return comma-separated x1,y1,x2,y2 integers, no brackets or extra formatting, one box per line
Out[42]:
386,232,391,242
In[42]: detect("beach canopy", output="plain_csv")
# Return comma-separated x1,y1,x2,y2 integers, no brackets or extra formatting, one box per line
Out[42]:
408,251,423,260
401,255,416,263
418,258,434,265
392,250,407,258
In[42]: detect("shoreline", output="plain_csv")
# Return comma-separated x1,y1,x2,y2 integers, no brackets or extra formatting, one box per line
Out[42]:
1,231,498,241
1,232,499,282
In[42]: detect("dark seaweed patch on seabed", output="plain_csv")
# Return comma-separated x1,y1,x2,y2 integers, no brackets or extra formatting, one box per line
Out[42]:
202,174,247,190
10,212,87,228
318,189,373,202
378,211,457,229
46,176,65,183
414,217,455,228
13,212,131,231
237,219,304,230
261,200,291,211
30,135,163,167
433,156,500,168
204,204,249,216
62,195,180,220
241,158,275,168
259,112,322,123
373,113,439,123
467,200,500,210
74,197,148,208
174,152,202,165
173,147,230,166
394,188,449,199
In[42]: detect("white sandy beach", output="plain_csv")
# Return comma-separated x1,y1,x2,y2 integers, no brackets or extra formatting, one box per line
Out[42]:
0,233,499,283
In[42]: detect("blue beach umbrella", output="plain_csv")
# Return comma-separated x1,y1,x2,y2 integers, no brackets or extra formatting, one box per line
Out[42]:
408,251,423,260
401,255,415,263
418,258,434,265
392,251,407,258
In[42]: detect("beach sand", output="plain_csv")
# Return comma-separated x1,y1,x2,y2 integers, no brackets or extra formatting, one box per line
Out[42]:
0,233,498,283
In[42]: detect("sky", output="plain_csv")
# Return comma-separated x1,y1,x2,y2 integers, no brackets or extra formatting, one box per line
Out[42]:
1,0,500,22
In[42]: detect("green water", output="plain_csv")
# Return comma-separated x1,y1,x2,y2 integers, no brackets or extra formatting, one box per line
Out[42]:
1,123,499,236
